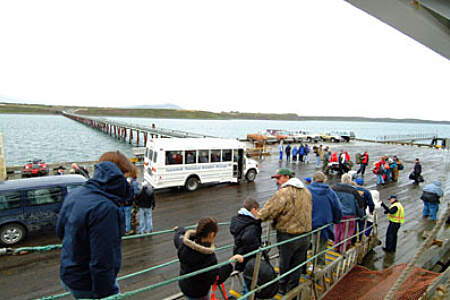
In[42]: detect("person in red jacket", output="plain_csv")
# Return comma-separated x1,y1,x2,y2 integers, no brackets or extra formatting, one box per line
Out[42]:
357,151,369,176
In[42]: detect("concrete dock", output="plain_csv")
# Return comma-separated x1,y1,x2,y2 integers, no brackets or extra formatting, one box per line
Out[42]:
0,141,448,299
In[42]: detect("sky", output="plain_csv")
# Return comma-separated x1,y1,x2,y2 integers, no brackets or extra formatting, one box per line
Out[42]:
0,0,449,120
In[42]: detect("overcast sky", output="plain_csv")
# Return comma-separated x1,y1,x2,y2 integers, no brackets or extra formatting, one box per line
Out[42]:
0,0,449,120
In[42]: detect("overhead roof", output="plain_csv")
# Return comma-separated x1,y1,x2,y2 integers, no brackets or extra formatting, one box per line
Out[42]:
419,0,450,20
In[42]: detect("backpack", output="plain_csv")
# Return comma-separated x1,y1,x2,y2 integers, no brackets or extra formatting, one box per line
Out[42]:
398,162,404,171
134,186,155,208
243,256,279,299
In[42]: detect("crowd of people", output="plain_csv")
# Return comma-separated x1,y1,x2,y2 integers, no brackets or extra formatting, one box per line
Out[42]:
54,146,443,300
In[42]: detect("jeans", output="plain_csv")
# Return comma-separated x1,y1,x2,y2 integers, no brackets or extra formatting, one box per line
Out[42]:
376,174,385,185
279,151,283,161
139,208,153,233
357,164,366,175
316,156,321,167
61,280,119,299
385,222,401,252
277,231,311,291
120,206,132,232
423,201,439,221
286,152,291,162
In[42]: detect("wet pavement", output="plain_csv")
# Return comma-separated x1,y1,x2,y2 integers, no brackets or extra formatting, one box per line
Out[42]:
0,141,448,299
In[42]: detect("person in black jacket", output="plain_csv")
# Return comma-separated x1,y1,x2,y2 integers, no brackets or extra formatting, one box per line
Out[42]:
134,183,156,234
57,151,137,299
230,197,262,298
411,158,422,185
174,217,243,300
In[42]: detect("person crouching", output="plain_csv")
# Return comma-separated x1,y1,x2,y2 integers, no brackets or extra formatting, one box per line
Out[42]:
174,217,243,300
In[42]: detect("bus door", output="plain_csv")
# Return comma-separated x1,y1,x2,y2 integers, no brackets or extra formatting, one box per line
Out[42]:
238,149,244,180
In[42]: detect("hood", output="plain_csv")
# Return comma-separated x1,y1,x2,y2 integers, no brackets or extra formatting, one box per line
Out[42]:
183,230,215,254
230,213,260,235
423,181,443,197
308,182,332,196
86,161,133,206
238,207,256,219
281,177,304,189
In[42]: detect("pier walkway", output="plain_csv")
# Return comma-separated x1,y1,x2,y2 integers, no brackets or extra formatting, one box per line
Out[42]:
61,111,215,147
0,141,449,299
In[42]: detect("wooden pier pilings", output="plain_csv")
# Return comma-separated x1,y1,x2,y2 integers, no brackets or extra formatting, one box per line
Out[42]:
61,111,215,147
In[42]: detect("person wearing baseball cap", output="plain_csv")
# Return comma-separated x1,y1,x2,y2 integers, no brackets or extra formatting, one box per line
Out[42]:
259,168,312,294
381,195,404,252
303,177,312,185
353,177,375,238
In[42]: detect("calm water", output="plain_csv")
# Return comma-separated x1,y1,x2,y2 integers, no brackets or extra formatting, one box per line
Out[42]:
1,114,449,165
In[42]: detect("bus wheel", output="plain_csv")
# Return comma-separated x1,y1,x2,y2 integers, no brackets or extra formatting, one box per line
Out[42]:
0,223,26,246
246,169,257,182
185,177,199,192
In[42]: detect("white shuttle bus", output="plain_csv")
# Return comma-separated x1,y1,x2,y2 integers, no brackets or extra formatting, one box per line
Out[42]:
143,138,259,191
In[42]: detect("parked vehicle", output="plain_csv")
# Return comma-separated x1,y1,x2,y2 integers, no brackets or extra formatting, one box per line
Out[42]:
320,133,345,143
143,138,259,192
0,175,86,245
247,131,276,143
22,159,49,178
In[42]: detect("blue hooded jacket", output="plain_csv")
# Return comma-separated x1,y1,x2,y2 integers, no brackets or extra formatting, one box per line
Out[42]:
307,182,343,240
423,181,443,197
56,161,132,298
333,183,364,217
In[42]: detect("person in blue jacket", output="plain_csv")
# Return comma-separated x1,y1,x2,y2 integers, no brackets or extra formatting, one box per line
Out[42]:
56,151,137,299
307,171,342,265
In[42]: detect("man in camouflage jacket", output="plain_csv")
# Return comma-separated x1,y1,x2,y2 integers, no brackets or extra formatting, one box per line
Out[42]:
258,168,312,294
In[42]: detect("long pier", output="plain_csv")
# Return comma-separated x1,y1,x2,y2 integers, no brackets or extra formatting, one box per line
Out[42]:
61,111,215,147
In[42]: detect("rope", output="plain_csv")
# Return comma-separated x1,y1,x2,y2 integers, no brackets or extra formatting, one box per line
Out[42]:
8,222,231,255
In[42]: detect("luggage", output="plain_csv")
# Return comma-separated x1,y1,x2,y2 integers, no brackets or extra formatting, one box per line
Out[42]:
243,256,279,299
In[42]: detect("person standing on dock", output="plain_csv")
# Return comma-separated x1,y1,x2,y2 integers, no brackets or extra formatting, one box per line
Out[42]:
135,182,156,234
420,181,443,222
258,168,312,294
292,145,298,163
356,151,369,176
285,143,291,162
279,143,284,161
56,151,137,299
381,195,404,252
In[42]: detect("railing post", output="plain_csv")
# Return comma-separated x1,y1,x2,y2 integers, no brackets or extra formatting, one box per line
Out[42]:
313,230,321,274
356,221,360,244
249,251,262,300
362,217,368,242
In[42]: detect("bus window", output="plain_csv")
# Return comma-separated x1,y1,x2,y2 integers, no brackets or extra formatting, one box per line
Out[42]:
153,152,158,163
26,187,63,206
0,192,22,211
185,150,197,164
145,148,149,159
211,150,221,162
198,150,209,163
166,151,183,165
222,149,232,162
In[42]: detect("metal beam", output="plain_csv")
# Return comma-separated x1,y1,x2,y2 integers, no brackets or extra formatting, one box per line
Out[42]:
346,0,450,60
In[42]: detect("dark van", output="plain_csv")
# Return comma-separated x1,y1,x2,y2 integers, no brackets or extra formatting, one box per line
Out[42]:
0,175,86,245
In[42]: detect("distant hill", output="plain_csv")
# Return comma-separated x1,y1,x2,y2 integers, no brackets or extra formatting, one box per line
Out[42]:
0,102,449,125
121,104,183,110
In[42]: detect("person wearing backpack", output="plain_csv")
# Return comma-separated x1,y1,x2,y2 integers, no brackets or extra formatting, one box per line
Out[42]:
392,156,403,182
174,217,243,300
135,182,156,234
230,197,262,298
356,151,369,176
